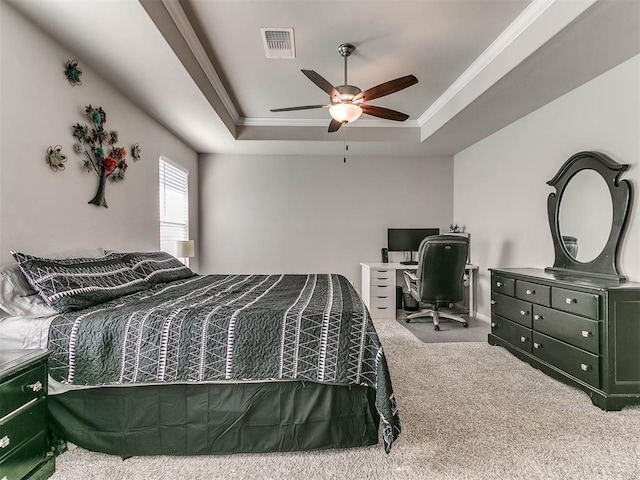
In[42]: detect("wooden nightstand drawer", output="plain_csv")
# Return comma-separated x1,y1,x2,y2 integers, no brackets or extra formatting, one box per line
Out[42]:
0,349,54,480
0,363,46,420
0,430,49,480
0,398,46,462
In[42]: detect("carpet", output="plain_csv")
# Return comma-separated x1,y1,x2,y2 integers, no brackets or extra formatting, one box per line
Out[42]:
395,310,490,343
49,318,640,480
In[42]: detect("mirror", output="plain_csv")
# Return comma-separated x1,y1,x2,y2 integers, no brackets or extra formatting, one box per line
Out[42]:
558,170,613,263
546,151,631,282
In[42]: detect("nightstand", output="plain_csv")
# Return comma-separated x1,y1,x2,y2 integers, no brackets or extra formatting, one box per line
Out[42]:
0,349,55,480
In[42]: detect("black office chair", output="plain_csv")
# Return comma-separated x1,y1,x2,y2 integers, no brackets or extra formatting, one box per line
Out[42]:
403,234,469,331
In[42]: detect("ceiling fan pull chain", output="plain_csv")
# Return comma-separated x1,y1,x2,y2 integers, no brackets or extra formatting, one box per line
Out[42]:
343,127,348,163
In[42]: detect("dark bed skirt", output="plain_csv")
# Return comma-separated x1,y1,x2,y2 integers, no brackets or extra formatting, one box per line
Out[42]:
48,381,380,457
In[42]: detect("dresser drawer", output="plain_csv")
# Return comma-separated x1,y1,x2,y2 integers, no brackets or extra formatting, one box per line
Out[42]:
0,397,46,462
369,269,394,285
532,332,600,388
491,315,532,353
0,429,48,480
492,274,515,297
491,292,532,328
0,363,46,420
551,287,599,319
515,280,550,307
533,304,599,354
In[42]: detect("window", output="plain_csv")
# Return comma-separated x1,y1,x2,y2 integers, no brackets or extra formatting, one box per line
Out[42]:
159,157,189,257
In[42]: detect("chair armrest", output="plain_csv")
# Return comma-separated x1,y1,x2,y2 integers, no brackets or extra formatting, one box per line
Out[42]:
404,271,418,282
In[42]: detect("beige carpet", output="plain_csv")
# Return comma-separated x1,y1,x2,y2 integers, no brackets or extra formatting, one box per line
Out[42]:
49,318,640,480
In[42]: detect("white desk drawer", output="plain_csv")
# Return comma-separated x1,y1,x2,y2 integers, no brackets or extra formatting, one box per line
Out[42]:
370,269,394,284
369,304,395,319
370,293,394,308
370,285,394,296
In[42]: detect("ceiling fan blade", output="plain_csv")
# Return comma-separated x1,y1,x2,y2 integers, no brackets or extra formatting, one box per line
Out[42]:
270,105,328,112
353,75,418,103
302,70,340,98
361,104,410,121
328,119,343,133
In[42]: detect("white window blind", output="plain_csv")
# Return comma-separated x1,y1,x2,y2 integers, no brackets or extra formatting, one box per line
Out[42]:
159,157,189,257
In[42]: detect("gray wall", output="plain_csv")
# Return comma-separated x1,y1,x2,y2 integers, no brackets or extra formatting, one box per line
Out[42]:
454,54,640,320
0,2,199,268
198,154,453,289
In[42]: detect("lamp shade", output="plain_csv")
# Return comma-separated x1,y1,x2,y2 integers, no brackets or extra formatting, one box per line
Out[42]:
329,103,362,123
175,240,195,258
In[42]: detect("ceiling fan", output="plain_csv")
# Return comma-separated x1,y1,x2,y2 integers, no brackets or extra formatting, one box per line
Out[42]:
270,43,418,133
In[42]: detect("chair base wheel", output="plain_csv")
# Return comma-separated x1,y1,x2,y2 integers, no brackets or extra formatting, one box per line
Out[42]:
405,318,411,323
434,325,440,331
462,322,469,328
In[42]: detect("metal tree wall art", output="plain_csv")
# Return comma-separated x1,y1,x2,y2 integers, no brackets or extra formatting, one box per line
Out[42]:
72,105,140,208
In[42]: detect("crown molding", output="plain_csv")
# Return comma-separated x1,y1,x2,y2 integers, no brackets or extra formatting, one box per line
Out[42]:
161,0,240,124
418,0,558,128
240,117,420,128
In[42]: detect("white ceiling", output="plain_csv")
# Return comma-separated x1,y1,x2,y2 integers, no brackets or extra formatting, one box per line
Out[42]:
8,0,640,157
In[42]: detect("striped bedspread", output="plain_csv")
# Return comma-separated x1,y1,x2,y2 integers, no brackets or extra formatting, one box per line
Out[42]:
47,273,401,452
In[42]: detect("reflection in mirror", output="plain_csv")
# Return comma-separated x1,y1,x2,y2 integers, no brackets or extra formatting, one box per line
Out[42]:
558,170,612,263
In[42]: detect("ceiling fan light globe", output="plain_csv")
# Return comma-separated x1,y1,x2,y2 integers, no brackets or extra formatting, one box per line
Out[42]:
329,103,362,123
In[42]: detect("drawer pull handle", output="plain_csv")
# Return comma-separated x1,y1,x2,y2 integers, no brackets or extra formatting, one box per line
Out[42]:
520,336,527,343
580,363,591,371
526,289,535,295
533,314,542,320
378,307,388,310
520,310,529,316
533,342,541,349
26,381,43,392
490,299,496,305
376,296,388,299
491,323,497,328
566,297,576,305
581,330,591,338
496,281,503,287
0,436,9,448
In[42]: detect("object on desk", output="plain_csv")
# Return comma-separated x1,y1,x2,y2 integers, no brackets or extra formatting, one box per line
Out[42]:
403,235,469,331
381,247,388,263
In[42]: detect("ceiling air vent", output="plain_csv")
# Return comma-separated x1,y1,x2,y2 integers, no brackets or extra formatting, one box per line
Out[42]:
260,28,295,59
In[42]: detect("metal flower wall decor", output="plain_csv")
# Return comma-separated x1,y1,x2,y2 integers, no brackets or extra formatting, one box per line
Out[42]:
46,145,67,171
72,105,140,208
65,59,83,86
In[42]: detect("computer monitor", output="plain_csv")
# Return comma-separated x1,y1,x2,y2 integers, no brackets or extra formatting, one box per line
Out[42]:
387,228,440,264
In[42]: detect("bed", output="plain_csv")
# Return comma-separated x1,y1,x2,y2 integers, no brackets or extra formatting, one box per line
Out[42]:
0,250,400,456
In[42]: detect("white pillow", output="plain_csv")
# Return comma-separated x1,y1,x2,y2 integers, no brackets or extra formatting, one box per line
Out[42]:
0,247,105,318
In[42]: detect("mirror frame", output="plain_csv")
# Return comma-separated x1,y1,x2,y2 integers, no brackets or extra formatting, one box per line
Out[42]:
546,151,632,282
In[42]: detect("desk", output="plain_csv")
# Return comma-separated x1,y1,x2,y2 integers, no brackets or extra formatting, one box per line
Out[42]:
360,262,478,320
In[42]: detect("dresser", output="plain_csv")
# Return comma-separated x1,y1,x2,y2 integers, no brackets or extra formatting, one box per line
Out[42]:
488,268,640,410
0,350,54,480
